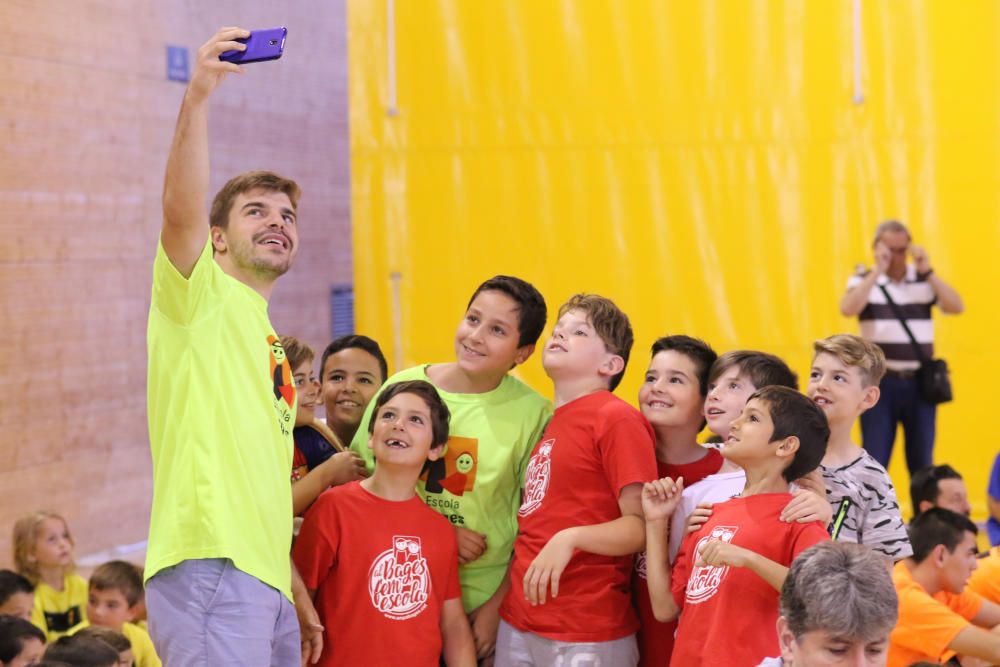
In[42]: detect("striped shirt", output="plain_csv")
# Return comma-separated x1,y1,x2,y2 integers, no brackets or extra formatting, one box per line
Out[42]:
822,449,912,560
847,265,936,370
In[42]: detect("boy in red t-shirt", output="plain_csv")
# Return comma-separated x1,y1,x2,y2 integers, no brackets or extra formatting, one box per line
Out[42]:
632,335,721,667
497,294,658,666
643,385,831,667
293,380,475,667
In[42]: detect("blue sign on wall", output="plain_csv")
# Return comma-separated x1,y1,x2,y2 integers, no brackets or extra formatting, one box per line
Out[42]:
167,45,189,82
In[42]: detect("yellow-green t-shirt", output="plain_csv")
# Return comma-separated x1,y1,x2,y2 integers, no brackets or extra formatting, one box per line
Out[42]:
350,364,551,611
145,240,296,599
31,573,88,642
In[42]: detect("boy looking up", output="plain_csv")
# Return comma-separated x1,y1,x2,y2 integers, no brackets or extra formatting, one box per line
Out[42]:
644,386,831,667
294,381,475,666
350,276,551,660
808,334,912,559
497,294,657,666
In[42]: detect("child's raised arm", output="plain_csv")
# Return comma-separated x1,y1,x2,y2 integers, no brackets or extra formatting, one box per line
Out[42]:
440,598,476,667
643,477,685,622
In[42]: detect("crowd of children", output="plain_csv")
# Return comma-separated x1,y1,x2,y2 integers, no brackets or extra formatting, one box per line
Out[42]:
3,274,999,666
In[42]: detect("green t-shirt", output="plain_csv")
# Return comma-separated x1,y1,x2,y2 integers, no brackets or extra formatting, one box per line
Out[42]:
351,364,552,611
145,240,295,600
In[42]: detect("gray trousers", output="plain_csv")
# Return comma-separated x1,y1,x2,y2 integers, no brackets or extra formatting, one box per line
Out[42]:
495,619,638,667
147,559,299,666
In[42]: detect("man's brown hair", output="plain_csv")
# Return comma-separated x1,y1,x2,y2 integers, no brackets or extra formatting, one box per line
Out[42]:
89,560,144,608
209,170,301,230
812,334,886,388
558,294,634,391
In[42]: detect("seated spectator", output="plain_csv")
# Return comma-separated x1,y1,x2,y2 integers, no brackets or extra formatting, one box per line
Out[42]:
74,626,132,667
756,541,897,666
0,572,34,622
0,614,46,666
74,561,159,667
43,635,119,667
888,508,1000,666
909,464,971,517
280,335,367,516
988,451,1000,546
320,335,388,447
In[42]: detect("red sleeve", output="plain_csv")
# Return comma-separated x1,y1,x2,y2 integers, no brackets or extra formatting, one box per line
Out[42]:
292,491,340,590
790,521,831,560
671,532,694,609
598,412,657,494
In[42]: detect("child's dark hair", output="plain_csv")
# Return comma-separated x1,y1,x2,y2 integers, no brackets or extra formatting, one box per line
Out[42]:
44,635,119,667
0,570,33,606
650,335,718,397
558,294,634,391
708,351,798,391
468,276,548,348
910,464,964,518
367,380,451,448
908,508,978,563
89,560,144,607
320,335,389,383
75,626,131,653
748,386,829,482
0,615,45,662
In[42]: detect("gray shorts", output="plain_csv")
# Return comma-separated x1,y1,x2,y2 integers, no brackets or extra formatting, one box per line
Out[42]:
146,558,299,666
495,619,638,667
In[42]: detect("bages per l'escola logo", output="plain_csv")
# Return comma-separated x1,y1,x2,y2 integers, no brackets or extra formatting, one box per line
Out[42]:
686,525,739,604
518,438,554,517
368,536,431,621
268,335,296,437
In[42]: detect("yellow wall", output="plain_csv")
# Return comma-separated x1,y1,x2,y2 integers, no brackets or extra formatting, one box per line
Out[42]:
348,1,1000,521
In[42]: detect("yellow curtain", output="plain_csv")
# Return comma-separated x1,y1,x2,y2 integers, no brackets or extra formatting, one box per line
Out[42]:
349,0,1000,520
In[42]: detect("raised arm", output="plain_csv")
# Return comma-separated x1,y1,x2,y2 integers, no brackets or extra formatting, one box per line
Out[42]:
161,27,248,276
841,243,889,317
911,245,964,314
643,477,685,622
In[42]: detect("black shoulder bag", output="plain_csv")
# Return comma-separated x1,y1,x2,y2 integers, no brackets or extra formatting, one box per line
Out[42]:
878,284,953,405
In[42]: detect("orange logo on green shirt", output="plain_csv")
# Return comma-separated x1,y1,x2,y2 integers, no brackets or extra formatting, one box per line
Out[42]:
422,436,478,496
268,335,296,408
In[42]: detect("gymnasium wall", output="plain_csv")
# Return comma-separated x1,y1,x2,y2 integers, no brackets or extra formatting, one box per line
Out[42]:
349,1,999,518
0,1,350,564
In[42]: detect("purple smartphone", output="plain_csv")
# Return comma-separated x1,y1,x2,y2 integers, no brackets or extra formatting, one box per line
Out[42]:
219,27,287,64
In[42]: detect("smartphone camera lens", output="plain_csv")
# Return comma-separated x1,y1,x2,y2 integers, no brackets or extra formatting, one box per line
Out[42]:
269,39,278,46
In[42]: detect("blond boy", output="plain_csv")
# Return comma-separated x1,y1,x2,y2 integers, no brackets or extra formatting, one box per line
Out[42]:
807,334,911,559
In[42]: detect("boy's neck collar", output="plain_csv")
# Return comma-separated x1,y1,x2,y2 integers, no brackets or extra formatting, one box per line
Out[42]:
361,468,420,502
739,465,791,496
654,427,708,465
427,363,505,395
552,378,609,408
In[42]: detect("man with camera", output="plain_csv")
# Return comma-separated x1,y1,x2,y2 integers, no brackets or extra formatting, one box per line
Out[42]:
840,220,963,473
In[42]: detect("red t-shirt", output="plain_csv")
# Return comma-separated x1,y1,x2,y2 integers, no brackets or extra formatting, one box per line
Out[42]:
499,391,658,642
292,481,462,666
667,493,829,667
634,449,724,667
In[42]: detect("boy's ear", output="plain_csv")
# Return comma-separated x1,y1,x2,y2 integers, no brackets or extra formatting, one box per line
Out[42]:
775,435,800,461
600,354,626,380
858,385,880,413
932,543,949,568
366,435,375,452
918,499,935,515
211,227,228,253
776,617,796,659
513,344,535,366
125,603,139,623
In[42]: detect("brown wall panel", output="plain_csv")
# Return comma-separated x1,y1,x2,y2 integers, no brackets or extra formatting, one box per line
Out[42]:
0,1,351,566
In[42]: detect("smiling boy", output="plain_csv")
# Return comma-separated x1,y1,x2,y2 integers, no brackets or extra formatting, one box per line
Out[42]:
294,381,475,666
349,276,551,660
644,386,831,667
808,334,911,559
